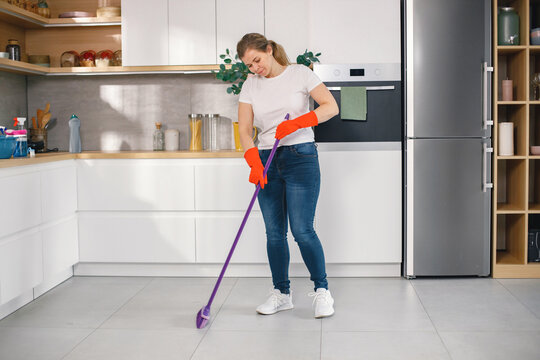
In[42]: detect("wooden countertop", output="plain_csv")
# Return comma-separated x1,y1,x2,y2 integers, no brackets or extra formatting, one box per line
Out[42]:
0,150,244,169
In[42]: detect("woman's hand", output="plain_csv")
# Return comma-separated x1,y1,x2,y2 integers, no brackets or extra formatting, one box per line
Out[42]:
275,111,318,140
244,147,267,188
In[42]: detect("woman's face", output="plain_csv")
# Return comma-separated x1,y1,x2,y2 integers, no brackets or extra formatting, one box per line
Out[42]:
241,46,273,77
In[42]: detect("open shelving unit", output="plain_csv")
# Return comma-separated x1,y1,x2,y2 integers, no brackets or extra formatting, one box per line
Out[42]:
0,0,218,75
493,0,540,277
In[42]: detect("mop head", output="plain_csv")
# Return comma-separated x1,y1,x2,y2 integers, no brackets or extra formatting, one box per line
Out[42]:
196,305,211,329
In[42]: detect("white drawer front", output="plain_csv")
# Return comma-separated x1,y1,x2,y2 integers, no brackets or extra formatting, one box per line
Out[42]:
78,213,196,263
41,165,77,223
77,160,195,211
42,216,79,279
0,172,41,238
0,231,43,305
195,160,260,211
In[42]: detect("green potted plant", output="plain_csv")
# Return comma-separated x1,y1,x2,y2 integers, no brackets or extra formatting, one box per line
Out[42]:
215,48,321,95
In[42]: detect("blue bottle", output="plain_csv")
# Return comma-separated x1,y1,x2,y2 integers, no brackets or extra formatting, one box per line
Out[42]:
69,114,81,153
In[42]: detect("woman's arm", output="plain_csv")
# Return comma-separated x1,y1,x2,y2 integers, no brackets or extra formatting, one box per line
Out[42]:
238,102,256,151
310,83,339,124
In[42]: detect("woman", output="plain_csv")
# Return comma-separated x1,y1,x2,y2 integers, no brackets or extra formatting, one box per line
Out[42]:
237,33,339,319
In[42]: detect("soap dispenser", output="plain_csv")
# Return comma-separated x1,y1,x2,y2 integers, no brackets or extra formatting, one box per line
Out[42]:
69,114,81,153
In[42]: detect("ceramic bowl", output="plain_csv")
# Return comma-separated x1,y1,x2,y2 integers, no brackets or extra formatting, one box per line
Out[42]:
532,28,540,45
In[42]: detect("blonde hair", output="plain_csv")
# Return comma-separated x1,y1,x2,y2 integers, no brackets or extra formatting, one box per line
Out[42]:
237,33,290,66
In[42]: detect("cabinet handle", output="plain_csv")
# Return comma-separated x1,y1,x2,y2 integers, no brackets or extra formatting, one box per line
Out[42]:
483,62,494,130
483,143,493,192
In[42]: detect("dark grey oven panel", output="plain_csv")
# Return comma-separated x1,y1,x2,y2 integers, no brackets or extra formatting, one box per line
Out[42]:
314,81,402,143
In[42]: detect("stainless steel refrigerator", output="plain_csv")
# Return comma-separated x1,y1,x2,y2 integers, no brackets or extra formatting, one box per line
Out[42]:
404,0,493,277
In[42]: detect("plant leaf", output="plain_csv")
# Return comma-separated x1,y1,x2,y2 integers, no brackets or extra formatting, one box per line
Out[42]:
224,58,232,64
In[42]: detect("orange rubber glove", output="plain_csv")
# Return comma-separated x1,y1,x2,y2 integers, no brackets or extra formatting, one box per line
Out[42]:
244,147,267,189
275,111,318,140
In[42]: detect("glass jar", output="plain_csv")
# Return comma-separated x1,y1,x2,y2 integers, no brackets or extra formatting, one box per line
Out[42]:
153,122,164,151
6,39,21,61
96,50,113,67
80,50,96,67
498,7,520,45
189,114,203,151
61,51,80,67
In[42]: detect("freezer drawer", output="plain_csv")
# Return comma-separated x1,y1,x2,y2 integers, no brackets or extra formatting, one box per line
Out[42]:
406,138,491,276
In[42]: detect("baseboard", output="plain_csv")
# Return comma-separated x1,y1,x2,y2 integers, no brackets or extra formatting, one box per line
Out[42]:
0,289,33,321
33,266,74,298
74,262,402,277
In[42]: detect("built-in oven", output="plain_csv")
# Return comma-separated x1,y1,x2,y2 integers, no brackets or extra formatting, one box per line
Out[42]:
313,63,402,143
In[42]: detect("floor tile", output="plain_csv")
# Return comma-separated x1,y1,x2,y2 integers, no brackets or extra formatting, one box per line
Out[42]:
320,278,434,332
411,279,540,331
63,328,204,360
321,331,451,360
0,277,151,329
497,279,540,318
0,327,92,360
439,331,540,360
191,330,320,360
209,277,321,331
100,277,236,330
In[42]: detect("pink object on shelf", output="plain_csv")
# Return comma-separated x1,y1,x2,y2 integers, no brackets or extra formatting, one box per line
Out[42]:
502,79,513,101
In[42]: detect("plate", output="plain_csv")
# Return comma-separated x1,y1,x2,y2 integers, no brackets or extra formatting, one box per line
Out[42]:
59,11,94,18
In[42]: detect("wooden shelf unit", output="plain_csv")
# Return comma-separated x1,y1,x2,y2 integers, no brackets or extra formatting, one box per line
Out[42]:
0,0,121,68
493,0,540,278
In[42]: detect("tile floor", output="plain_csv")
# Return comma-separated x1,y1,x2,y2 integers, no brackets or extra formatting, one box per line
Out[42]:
0,276,539,360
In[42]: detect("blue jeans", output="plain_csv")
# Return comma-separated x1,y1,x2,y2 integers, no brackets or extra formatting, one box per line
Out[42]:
258,142,328,294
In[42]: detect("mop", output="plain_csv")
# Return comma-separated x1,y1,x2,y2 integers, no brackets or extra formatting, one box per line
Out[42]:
196,113,289,329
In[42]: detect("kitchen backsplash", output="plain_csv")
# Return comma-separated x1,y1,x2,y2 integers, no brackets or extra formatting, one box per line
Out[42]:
26,74,239,151
0,72,27,128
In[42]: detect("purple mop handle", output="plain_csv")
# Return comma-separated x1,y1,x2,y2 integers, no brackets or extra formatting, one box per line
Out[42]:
205,114,289,308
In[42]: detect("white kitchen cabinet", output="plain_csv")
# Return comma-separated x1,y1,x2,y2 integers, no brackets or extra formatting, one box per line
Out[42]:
216,0,264,60
0,231,43,305
41,216,78,281
169,0,216,65
308,0,401,64
121,0,169,66
194,159,260,211
264,0,310,63
0,172,41,239
316,150,402,263
41,163,77,223
77,160,195,211
78,213,196,263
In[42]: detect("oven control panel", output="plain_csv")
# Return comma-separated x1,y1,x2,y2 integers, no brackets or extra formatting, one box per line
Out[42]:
314,63,401,82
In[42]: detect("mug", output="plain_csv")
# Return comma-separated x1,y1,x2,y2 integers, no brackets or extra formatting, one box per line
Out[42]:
233,121,257,151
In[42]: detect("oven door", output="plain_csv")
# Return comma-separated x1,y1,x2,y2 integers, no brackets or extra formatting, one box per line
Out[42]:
314,81,402,143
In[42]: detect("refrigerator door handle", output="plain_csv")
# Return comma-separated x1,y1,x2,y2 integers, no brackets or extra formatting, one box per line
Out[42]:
483,143,494,192
483,62,494,130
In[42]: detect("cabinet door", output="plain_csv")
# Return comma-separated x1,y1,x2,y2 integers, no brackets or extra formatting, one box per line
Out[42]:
308,0,401,63
194,159,260,211
122,0,168,66
169,0,216,65
77,160,195,211
78,213,196,263
0,231,43,305
315,150,402,263
0,172,41,239
265,0,310,63
41,216,78,280
41,164,77,223
216,0,264,60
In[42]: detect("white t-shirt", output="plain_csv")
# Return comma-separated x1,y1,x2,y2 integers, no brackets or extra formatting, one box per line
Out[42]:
238,64,322,149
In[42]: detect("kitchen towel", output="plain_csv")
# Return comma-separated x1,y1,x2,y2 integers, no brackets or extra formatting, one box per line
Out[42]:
341,86,367,121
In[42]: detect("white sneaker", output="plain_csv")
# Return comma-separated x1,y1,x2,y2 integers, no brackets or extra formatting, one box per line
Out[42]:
256,288,294,315
308,288,335,318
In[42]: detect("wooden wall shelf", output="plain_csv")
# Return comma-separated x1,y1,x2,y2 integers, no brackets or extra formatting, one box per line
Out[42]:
0,58,221,75
0,2,120,28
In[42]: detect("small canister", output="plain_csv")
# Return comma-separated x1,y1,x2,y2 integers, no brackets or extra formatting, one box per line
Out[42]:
30,128,47,153
189,114,203,151
208,114,220,151
6,39,21,61
165,129,179,151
